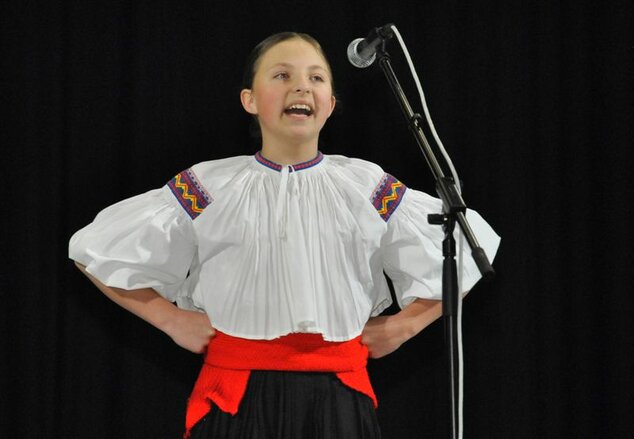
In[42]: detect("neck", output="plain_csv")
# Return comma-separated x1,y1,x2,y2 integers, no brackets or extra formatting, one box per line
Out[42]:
260,140,319,165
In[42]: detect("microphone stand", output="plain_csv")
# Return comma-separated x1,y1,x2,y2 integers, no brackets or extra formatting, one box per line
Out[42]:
373,39,495,439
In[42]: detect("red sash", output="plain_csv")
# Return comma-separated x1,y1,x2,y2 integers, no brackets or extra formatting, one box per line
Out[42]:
184,332,377,437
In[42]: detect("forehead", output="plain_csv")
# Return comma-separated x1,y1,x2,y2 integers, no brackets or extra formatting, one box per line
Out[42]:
256,39,330,73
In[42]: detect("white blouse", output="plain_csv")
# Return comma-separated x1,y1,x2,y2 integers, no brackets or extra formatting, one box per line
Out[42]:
69,152,500,341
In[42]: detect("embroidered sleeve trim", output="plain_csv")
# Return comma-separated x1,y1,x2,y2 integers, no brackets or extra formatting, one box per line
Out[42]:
167,169,213,220
370,173,407,222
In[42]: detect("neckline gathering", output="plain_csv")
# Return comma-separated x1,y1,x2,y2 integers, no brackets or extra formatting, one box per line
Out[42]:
255,151,324,172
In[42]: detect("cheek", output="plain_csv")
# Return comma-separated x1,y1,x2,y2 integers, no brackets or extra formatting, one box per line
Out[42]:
254,90,283,119
317,95,335,119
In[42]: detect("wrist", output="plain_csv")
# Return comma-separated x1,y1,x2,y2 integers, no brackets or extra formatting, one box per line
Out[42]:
393,299,443,341
388,313,417,344
153,303,183,336
401,315,420,341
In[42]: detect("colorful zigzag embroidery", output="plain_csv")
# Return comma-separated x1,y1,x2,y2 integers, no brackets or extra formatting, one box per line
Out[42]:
167,169,213,220
371,173,407,222
255,151,324,172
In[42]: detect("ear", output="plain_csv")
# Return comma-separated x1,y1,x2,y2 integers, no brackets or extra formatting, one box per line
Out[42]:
240,89,258,115
326,95,336,118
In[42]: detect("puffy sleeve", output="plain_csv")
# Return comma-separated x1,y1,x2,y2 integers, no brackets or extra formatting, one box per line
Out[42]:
381,185,501,308
68,186,197,303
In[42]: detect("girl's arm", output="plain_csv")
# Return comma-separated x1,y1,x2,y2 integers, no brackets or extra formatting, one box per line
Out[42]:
75,262,215,353
361,298,442,359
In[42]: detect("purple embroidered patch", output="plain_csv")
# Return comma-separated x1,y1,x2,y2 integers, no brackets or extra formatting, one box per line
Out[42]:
167,169,213,219
371,173,407,222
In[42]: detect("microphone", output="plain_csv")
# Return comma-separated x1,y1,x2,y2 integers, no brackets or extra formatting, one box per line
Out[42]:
347,23,395,68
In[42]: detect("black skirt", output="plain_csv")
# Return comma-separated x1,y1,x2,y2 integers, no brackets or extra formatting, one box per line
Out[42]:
188,370,381,439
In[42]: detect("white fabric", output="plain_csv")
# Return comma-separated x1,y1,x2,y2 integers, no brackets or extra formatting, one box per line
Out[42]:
69,153,500,342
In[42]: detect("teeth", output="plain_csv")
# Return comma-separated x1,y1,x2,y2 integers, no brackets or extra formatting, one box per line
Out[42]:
287,104,311,111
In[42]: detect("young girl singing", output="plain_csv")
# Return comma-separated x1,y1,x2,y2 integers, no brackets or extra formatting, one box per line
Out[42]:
69,32,500,438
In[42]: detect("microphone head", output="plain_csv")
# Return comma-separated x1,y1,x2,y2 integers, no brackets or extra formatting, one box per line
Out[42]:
347,38,376,68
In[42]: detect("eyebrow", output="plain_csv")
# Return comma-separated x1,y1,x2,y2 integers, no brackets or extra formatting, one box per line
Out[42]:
266,62,328,72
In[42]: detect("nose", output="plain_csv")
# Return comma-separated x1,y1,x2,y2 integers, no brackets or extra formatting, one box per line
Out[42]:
293,76,311,94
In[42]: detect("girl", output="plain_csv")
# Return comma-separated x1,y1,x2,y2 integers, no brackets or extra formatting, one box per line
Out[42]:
69,32,500,438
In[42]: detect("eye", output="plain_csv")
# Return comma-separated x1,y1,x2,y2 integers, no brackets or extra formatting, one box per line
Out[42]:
274,72,289,80
310,74,325,82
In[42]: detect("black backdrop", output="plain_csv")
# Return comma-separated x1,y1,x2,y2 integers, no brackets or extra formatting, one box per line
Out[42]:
2,1,632,438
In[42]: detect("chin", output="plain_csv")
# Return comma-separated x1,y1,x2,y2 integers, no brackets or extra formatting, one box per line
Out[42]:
284,127,319,140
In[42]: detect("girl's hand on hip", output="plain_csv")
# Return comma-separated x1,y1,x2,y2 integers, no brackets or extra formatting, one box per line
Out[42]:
362,299,443,359
164,309,216,354
361,315,408,359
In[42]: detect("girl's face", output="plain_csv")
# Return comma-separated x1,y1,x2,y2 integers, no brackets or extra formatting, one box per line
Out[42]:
240,38,336,149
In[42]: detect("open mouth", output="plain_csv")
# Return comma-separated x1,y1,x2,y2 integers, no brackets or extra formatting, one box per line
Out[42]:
283,103,313,117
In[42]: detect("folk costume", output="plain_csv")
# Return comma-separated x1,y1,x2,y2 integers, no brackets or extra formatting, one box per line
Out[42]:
69,151,500,438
